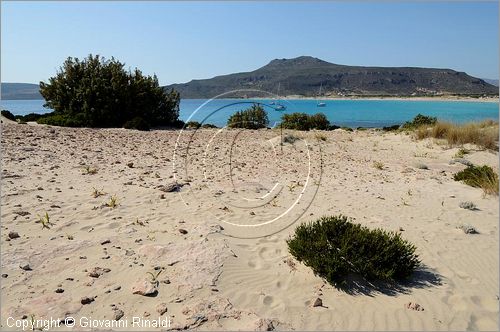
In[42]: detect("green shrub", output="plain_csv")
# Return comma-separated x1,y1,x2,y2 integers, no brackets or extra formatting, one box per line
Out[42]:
37,113,86,127
287,215,420,290
186,121,201,129
1,110,16,121
341,126,353,132
403,114,437,129
227,104,269,129
454,165,499,195
39,54,180,128
123,117,150,131
383,124,401,131
281,112,330,131
201,123,218,129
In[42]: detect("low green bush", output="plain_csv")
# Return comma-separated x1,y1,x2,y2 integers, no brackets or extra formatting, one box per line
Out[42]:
281,112,330,131
1,110,16,121
201,123,218,129
37,113,86,127
287,215,420,290
227,104,269,129
383,124,401,131
123,117,150,131
403,114,437,129
454,165,499,195
186,121,201,129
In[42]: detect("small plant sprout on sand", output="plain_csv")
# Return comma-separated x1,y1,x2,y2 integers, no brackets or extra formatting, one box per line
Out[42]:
37,212,54,229
91,187,105,198
82,165,98,175
147,269,163,286
373,161,384,170
106,195,119,208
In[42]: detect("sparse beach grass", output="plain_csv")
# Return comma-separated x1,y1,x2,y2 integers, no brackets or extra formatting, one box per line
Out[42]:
414,120,498,150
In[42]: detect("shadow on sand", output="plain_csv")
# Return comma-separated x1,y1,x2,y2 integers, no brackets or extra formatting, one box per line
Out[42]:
338,265,443,296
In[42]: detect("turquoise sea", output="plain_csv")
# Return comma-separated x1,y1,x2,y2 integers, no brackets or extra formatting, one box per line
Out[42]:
1,98,498,128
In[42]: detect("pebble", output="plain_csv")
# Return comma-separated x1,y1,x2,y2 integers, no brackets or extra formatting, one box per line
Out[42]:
405,302,424,311
156,303,168,316
113,309,124,321
19,262,31,271
101,239,111,245
312,297,323,307
81,297,95,305
8,231,20,239
179,229,188,235
55,288,64,293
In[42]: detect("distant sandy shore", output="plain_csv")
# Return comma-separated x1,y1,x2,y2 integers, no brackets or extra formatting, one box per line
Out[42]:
280,95,500,103
1,120,498,330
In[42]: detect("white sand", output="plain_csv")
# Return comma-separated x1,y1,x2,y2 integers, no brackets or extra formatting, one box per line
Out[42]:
1,120,498,330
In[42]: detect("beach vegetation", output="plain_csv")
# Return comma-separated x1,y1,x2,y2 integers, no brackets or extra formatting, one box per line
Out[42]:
37,212,54,229
38,54,180,128
411,118,498,150
459,201,477,210
453,165,499,195
280,112,330,131
227,104,269,129
287,215,420,290
147,269,163,286
106,195,119,208
123,117,150,131
1,110,16,121
373,161,384,170
402,114,437,129
186,121,201,129
201,123,218,129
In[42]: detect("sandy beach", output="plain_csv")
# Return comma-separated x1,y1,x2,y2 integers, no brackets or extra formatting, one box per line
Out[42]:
1,119,498,331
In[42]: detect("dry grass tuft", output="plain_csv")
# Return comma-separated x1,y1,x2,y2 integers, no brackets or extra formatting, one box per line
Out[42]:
414,120,498,150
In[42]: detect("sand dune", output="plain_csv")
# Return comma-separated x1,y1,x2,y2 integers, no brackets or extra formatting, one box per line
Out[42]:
1,121,498,330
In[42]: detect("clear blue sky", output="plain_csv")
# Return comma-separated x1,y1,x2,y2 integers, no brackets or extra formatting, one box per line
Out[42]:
2,1,498,85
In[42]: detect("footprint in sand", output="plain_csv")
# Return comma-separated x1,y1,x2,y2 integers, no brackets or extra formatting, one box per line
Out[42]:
263,295,273,306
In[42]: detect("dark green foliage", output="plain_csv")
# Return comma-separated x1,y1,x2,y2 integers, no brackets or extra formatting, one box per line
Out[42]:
281,112,330,131
1,110,16,121
287,215,420,290
383,124,401,131
39,54,179,128
19,113,49,122
328,124,341,130
227,104,269,129
37,113,85,127
341,126,353,132
403,114,437,129
454,165,499,195
123,117,150,131
186,121,201,129
201,123,218,129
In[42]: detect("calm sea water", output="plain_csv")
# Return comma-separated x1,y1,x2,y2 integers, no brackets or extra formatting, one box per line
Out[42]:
2,98,498,128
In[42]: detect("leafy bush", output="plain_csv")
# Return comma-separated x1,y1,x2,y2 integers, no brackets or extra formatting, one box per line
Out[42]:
201,123,218,129
1,110,16,121
453,165,499,195
287,215,420,289
227,104,269,129
403,114,437,129
281,112,330,131
39,54,180,128
186,121,201,129
19,113,48,122
37,113,86,127
383,124,400,131
123,117,150,131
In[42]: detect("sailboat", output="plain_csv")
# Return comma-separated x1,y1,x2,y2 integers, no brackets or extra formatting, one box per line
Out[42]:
317,83,326,107
274,83,286,110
